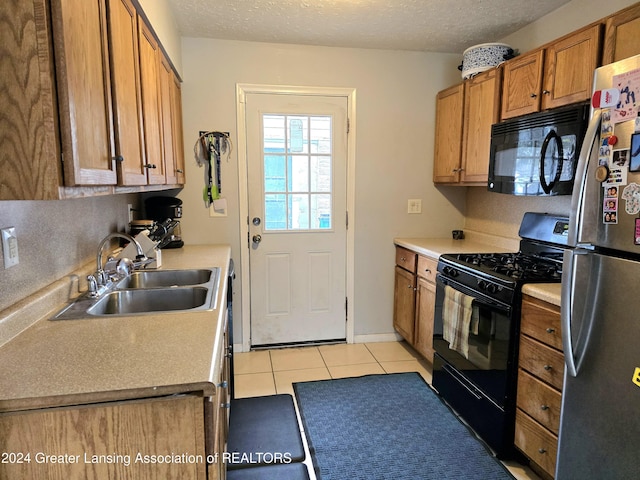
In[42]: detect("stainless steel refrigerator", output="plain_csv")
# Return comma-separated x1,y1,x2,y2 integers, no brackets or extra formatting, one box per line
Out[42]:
558,54,640,479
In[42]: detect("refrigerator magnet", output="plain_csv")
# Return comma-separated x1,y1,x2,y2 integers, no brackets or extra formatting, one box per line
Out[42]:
630,133,640,172
635,218,640,245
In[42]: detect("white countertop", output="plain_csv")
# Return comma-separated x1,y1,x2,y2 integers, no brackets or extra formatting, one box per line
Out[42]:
0,245,231,412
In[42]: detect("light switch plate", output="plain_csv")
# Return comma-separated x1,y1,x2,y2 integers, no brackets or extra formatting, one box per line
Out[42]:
2,227,19,268
407,199,422,214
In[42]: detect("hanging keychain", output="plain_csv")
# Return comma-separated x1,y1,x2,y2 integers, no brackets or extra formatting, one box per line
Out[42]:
194,131,233,208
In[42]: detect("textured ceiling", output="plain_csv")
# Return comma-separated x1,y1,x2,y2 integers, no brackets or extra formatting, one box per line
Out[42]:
166,0,572,53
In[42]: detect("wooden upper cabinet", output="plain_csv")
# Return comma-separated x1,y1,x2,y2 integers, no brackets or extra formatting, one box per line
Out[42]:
502,24,601,120
541,24,601,110
0,0,61,199
138,21,166,184
52,0,117,186
461,68,502,183
108,0,147,186
171,74,186,184
603,3,640,64
433,83,464,183
161,54,186,185
501,49,544,119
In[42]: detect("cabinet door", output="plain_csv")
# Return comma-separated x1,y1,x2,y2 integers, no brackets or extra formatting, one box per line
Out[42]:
414,276,435,361
461,68,501,183
108,0,147,185
138,20,166,184
161,54,185,185
542,25,601,110
433,83,464,183
171,73,186,184
393,266,416,343
0,0,62,200
603,3,640,64
501,50,544,120
52,0,117,185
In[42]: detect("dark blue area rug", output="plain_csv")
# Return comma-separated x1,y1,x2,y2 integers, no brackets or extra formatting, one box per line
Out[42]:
294,372,514,480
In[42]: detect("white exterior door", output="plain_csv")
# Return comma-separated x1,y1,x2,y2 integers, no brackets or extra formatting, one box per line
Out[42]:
245,92,348,346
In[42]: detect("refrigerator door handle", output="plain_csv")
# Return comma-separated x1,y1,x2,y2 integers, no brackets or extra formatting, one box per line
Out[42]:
568,109,601,247
561,249,595,377
539,130,564,194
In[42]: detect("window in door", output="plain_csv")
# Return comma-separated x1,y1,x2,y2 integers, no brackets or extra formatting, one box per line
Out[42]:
263,114,333,231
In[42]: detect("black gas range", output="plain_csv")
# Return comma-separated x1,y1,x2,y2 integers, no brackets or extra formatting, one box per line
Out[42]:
432,212,569,458
438,242,565,306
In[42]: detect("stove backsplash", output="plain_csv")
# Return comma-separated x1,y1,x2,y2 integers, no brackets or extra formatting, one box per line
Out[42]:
465,188,572,241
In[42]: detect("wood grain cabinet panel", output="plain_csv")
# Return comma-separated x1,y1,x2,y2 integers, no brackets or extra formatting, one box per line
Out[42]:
0,0,186,198
517,370,562,434
108,0,147,185
519,334,565,390
603,3,640,64
520,296,562,350
52,0,118,186
433,83,464,183
502,24,601,120
138,20,166,185
393,247,437,362
501,50,544,119
515,409,559,477
516,295,564,479
0,0,61,199
160,54,186,185
541,24,601,110
0,395,207,479
434,68,500,185
393,265,416,343
461,68,502,183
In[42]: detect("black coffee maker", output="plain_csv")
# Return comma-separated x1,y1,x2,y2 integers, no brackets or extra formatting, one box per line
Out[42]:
145,196,184,248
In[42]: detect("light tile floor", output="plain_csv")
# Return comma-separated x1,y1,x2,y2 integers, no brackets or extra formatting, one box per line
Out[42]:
233,341,540,480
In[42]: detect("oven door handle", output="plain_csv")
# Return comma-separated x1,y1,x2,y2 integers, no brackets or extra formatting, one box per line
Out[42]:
442,364,482,400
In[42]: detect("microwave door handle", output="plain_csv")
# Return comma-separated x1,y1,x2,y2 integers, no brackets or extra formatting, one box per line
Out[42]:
539,130,564,194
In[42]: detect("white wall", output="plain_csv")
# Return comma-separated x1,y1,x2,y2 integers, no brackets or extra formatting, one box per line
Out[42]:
137,0,182,75
178,39,466,342
500,0,636,53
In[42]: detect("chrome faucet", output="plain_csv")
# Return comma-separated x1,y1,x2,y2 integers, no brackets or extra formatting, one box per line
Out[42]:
89,232,152,295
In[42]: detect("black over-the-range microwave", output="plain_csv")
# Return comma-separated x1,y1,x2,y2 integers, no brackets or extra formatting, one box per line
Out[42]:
488,103,589,196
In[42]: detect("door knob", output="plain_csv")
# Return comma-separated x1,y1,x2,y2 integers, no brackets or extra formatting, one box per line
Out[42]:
252,235,262,244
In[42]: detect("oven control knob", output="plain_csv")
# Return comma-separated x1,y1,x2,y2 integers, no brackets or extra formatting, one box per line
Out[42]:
478,280,488,291
443,266,459,277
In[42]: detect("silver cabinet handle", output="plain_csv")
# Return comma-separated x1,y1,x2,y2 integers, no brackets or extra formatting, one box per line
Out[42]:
540,405,549,411
543,364,552,371
538,448,547,454
546,327,555,333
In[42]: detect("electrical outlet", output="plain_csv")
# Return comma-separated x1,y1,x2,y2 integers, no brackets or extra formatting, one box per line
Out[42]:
2,227,19,268
407,199,422,214
127,203,134,223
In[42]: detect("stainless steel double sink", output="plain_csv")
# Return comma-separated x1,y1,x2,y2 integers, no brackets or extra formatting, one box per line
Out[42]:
51,268,220,320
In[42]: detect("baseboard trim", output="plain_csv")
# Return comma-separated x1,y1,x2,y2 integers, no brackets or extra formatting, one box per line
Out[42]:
353,332,403,344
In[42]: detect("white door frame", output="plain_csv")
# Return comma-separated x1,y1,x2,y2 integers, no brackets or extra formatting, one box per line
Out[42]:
236,84,356,352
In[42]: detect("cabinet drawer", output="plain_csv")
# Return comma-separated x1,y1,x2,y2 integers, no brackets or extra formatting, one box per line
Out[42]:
519,335,565,391
515,409,558,478
517,370,562,434
521,296,562,350
395,246,417,273
417,255,438,283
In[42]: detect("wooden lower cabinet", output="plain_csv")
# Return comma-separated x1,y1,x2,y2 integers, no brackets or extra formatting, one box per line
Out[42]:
0,395,208,479
515,295,564,479
393,246,437,362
